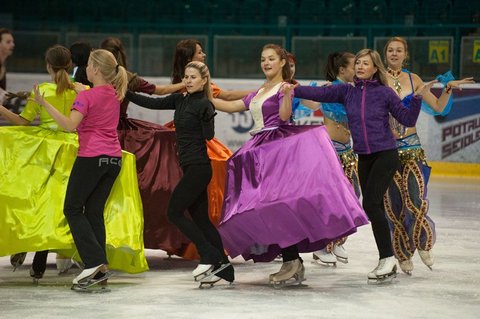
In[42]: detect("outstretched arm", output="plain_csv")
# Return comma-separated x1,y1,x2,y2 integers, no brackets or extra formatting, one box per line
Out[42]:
153,82,185,95
294,84,346,104
31,85,83,132
416,74,475,113
216,89,254,101
0,104,30,125
210,98,246,113
126,91,177,110
390,80,436,127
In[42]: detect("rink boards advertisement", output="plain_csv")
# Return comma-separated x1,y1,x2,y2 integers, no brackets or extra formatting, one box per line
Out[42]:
416,86,480,163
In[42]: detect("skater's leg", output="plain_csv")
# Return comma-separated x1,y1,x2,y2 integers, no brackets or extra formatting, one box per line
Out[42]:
189,186,234,283
384,169,415,274
31,250,49,276
168,164,221,264
333,147,360,265
358,150,400,260
404,159,436,268
189,188,227,261
64,157,120,269
83,168,120,260
342,151,362,199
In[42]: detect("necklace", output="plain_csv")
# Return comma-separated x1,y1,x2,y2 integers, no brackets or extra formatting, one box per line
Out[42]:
387,67,402,94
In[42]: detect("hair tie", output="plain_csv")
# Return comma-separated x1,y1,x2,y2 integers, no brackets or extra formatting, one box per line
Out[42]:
115,64,120,73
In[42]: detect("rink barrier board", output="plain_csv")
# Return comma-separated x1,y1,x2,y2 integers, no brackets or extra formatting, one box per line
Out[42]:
430,161,480,178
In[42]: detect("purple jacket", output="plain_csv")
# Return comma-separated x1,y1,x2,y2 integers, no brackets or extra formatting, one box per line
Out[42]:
294,79,421,154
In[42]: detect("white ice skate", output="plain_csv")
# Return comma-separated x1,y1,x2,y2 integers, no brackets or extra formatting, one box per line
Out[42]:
192,264,215,281
367,256,397,284
56,254,74,274
399,259,414,275
332,244,348,264
198,263,235,289
269,259,306,288
312,248,337,266
418,250,434,270
71,271,112,293
72,264,106,285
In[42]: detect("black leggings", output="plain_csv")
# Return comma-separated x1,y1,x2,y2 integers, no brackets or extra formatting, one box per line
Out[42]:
63,156,121,269
31,250,49,274
358,149,401,259
167,163,226,263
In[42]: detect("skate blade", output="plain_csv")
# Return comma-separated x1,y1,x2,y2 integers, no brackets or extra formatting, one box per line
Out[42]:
199,281,235,289
77,271,113,288
367,273,397,285
311,260,336,267
270,278,307,289
194,263,230,282
193,265,215,282
400,269,412,276
335,256,348,264
71,284,111,293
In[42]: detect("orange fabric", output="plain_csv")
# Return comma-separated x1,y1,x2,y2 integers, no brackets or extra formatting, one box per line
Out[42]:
211,82,222,98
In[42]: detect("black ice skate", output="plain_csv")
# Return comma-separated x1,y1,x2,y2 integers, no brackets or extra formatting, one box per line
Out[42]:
71,271,113,293
10,252,27,271
29,267,44,285
192,246,224,282
198,263,235,289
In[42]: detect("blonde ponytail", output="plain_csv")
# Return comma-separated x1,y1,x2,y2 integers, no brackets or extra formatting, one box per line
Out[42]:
88,49,128,101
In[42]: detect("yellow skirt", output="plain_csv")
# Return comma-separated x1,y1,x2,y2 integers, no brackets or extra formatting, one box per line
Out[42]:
0,126,148,274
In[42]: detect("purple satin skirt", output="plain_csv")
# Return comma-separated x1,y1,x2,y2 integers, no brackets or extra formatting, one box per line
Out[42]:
218,125,369,262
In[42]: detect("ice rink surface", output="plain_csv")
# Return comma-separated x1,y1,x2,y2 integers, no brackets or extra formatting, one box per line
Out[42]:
1,176,479,319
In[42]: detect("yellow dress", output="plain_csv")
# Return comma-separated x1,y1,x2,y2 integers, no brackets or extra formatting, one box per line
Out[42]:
0,83,148,273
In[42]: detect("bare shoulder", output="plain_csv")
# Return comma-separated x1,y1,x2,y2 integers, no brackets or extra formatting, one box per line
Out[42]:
409,72,424,89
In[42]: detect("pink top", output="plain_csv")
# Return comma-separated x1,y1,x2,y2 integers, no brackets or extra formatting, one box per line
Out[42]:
72,85,122,157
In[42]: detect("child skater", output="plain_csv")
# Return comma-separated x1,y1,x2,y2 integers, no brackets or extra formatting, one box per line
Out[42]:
31,48,128,291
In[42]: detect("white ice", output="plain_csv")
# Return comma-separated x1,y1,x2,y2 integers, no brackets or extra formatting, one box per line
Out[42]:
1,176,479,319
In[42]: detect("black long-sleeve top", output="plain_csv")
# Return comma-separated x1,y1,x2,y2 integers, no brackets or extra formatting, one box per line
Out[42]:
126,90,216,167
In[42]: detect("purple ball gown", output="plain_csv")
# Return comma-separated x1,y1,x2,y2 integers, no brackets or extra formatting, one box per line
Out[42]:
218,83,369,262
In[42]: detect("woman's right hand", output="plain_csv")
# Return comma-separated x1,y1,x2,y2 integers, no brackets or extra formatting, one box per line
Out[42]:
416,80,437,97
280,83,295,96
28,84,45,106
